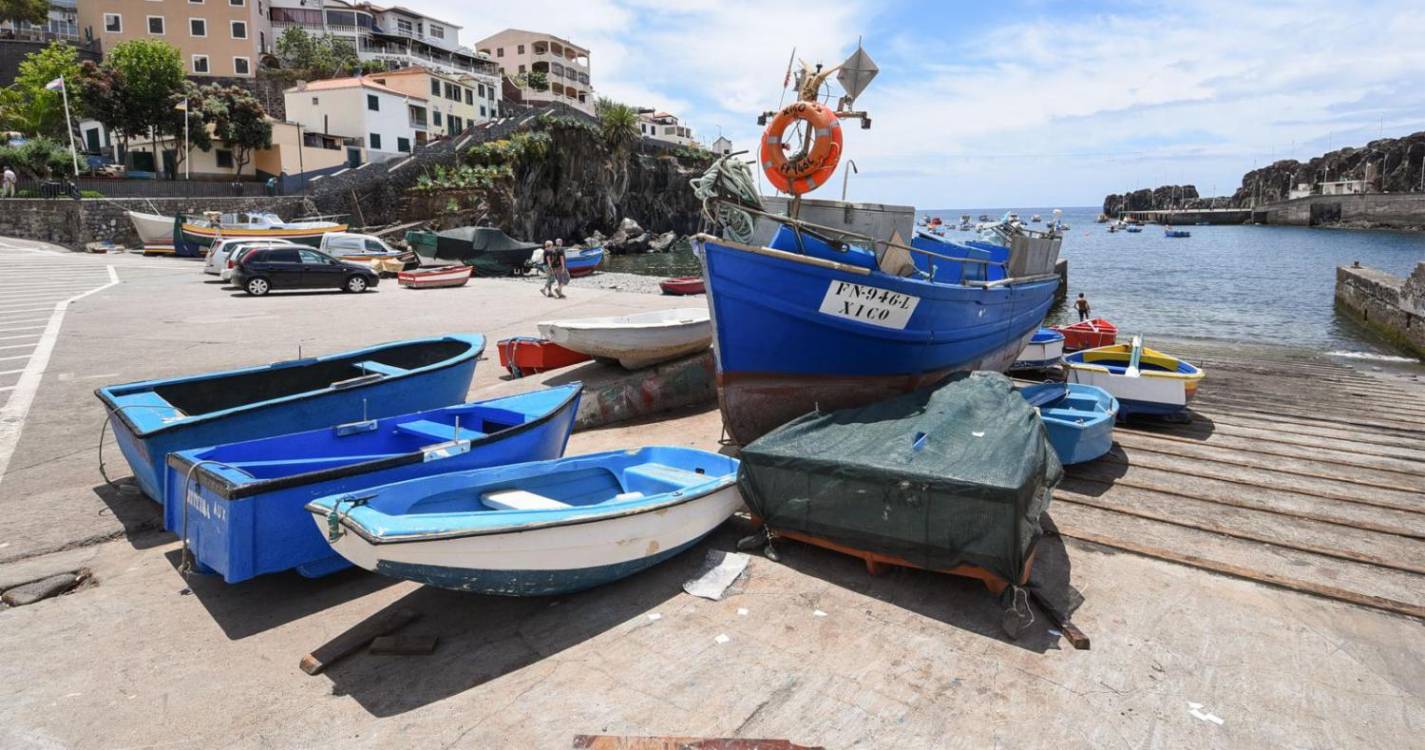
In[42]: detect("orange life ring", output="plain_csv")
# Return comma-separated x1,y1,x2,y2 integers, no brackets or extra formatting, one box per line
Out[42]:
759,101,843,195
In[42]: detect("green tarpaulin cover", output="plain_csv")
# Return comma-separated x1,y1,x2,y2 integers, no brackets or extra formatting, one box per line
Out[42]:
737,372,1061,584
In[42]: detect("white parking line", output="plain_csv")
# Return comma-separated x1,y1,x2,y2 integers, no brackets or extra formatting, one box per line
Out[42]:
0,333,41,341
0,354,29,362
0,317,51,324
0,309,54,316
0,264,119,490
0,369,25,377
0,344,37,351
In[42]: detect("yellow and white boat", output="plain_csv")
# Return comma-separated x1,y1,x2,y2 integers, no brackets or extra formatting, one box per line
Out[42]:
1063,336,1204,418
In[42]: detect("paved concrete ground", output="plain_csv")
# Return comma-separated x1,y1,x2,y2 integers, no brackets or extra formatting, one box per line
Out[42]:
1,240,1422,749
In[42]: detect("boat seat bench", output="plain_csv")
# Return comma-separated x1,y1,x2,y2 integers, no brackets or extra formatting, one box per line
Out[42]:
392,419,486,443
623,463,710,491
354,360,407,377
481,489,647,511
1039,408,1105,423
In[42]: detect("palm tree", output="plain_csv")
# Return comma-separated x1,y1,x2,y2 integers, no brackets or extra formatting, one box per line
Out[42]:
595,98,638,152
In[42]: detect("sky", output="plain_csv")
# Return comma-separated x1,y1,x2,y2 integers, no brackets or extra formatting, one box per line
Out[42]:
439,0,1425,208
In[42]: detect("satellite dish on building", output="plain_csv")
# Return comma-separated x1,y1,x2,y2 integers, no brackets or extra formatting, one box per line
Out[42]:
836,43,878,108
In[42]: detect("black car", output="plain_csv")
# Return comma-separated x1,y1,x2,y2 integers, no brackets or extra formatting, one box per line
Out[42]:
232,247,379,296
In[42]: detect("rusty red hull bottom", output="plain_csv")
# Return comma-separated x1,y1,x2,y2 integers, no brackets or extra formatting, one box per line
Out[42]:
717,342,1026,446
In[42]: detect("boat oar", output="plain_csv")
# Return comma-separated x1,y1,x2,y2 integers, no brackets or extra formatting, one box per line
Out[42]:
1126,335,1143,378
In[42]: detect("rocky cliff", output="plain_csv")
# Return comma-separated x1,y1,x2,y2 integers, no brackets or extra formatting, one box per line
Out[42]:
1103,130,1425,215
391,110,709,249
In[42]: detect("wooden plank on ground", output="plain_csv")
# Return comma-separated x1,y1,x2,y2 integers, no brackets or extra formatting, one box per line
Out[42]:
1114,439,1425,497
300,607,420,675
1148,419,1425,463
1054,483,1425,575
1194,410,1425,451
1051,504,1425,620
1114,428,1425,477
1066,462,1425,539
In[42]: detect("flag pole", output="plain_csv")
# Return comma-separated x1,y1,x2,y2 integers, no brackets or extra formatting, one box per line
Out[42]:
59,76,79,177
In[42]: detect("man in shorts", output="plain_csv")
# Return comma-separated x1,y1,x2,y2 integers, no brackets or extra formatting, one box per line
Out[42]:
541,240,568,298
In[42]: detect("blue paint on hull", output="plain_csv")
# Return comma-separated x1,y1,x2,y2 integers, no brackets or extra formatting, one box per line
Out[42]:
165,385,580,584
373,536,704,596
1018,383,1118,464
98,335,484,520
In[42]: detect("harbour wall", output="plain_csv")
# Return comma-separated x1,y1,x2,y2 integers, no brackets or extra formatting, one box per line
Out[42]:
0,196,310,249
1334,262,1425,357
1120,209,1254,225
1258,193,1425,229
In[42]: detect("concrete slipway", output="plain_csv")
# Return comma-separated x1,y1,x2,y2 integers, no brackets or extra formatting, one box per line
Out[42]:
0,241,1421,749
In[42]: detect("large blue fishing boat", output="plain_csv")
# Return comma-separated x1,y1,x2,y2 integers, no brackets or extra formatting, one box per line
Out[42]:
165,384,581,583
690,52,1062,443
96,334,484,506
694,221,1060,443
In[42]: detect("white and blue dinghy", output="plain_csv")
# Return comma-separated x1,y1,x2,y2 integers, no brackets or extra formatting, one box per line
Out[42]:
307,447,741,595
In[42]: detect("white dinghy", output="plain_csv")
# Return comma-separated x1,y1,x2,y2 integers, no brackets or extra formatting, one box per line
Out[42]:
538,307,712,369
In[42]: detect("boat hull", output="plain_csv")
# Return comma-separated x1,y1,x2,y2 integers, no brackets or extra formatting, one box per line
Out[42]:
565,248,604,277
1053,319,1117,351
164,385,581,583
97,335,484,514
127,211,176,252
1019,383,1118,464
696,235,1058,444
180,223,345,249
1010,333,1064,370
659,276,705,295
497,337,591,376
398,265,471,288
538,309,711,369
309,448,742,596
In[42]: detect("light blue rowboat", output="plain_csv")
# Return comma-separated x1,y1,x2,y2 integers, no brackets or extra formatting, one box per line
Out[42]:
307,447,741,596
96,334,484,512
165,384,581,583
1018,382,1118,464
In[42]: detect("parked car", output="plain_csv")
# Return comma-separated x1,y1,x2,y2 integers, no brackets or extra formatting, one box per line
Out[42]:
220,242,308,281
233,247,380,296
318,232,416,275
206,239,300,276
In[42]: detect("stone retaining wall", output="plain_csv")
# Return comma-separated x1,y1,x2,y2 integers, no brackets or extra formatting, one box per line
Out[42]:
0,196,311,248
1334,263,1425,356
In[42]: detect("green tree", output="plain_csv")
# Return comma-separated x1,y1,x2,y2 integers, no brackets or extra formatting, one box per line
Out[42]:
595,98,639,151
200,85,270,178
525,70,549,92
274,27,359,79
0,42,82,139
0,137,72,180
78,40,184,174
0,0,47,26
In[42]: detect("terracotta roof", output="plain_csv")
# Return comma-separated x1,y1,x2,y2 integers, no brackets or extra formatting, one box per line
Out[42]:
287,77,427,101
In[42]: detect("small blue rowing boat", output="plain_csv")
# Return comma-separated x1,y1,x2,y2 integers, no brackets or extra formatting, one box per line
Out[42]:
166,384,581,583
308,447,741,596
1164,229,1191,238
565,246,605,277
97,334,484,506
1010,328,1065,370
1018,382,1118,464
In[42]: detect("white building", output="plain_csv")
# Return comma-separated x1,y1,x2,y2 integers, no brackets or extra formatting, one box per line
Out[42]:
267,0,502,82
1320,179,1368,196
637,111,695,147
284,76,425,163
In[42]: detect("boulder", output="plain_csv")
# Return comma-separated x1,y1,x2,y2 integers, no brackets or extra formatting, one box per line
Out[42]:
617,217,644,236
648,231,678,253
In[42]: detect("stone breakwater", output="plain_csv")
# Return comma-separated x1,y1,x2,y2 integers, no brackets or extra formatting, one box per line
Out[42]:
1335,262,1425,357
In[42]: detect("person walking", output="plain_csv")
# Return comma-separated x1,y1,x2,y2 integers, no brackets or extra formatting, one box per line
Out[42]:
1074,293,1091,322
541,239,569,298
1,165,16,198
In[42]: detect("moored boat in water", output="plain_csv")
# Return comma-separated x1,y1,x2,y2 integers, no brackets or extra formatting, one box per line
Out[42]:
307,447,741,595
565,246,605,277
166,384,582,583
538,308,712,369
1063,335,1204,418
96,334,485,510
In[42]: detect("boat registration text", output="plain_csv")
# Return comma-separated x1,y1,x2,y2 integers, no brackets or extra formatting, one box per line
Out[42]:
818,281,919,329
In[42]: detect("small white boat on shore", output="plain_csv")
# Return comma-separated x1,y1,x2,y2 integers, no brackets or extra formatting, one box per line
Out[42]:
127,211,177,252
538,308,712,369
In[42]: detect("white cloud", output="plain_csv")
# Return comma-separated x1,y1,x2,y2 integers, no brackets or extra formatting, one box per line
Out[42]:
431,0,1425,207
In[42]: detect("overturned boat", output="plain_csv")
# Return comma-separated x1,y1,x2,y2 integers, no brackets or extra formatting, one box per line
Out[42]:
308,447,741,595
96,334,485,509
539,308,712,369
166,384,581,583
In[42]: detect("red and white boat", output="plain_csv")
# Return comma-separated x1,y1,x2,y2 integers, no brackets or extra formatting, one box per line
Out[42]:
1052,318,1118,351
659,276,705,295
497,337,591,377
397,264,472,289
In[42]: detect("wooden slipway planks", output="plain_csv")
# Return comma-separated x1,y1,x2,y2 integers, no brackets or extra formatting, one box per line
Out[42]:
1051,354,1425,621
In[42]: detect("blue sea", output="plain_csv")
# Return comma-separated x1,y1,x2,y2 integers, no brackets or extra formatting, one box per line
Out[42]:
610,206,1425,361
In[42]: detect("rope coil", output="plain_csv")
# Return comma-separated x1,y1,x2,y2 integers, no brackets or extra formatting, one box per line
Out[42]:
690,154,763,244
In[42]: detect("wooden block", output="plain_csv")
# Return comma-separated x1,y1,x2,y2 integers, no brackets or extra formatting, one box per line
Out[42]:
369,634,438,655
299,607,420,675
